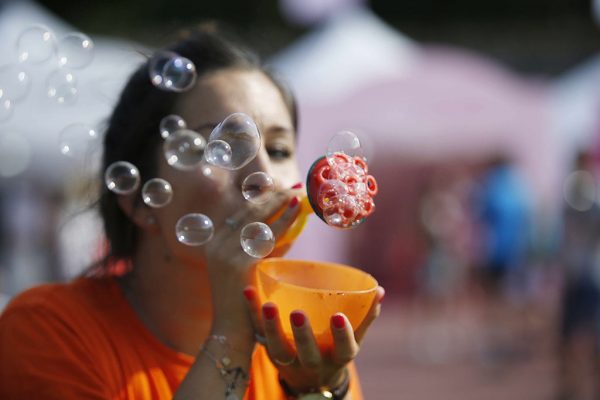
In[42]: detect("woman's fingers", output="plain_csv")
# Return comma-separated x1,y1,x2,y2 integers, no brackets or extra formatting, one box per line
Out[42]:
268,196,301,239
354,286,385,344
330,313,359,366
262,303,296,364
290,310,322,368
243,285,264,337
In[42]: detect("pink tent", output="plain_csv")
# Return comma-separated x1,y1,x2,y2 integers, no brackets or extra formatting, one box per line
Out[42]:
272,6,556,266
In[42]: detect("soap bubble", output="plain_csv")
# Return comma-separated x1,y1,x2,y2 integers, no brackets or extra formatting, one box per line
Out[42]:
207,113,261,170
105,161,140,195
205,139,232,168
148,51,178,88
58,123,98,158
16,25,56,64
240,222,274,258
142,178,173,208
57,32,94,69
46,69,78,104
176,213,214,246
163,129,206,170
564,170,596,211
317,179,348,210
242,172,274,204
322,195,361,229
0,99,13,122
329,161,365,183
159,114,186,139
323,209,344,228
162,56,196,92
0,64,30,102
347,181,367,196
326,131,364,165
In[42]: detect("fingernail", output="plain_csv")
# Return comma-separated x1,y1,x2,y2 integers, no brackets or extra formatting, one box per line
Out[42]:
243,286,255,302
263,303,277,321
291,182,303,189
290,311,305,328
378,287,386,303
288,196,299,208
332,314,346,329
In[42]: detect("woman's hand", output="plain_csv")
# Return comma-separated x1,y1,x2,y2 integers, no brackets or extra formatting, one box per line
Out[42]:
202,187,303,334
202,188,303,279
243,285,385,393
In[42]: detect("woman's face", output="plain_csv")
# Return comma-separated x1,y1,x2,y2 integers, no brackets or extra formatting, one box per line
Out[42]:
148,68,300,265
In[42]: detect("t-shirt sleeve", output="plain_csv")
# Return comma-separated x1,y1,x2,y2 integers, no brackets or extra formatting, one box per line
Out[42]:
0,304,111,400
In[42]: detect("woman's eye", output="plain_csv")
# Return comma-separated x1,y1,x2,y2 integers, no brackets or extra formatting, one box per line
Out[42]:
267,146,292,160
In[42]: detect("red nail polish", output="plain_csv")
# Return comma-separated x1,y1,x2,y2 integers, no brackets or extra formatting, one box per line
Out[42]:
243,287,255,302
378,287,386,303
263,303,277,321
291,182,303,189
332,314,345,329
288,196,299,208
291,311,305,327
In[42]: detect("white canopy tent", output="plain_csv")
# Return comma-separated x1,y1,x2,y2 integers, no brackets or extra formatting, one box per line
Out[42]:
0,0,145,185
0,1,144,289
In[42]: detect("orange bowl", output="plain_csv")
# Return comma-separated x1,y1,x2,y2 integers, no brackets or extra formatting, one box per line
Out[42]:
254,258,378,352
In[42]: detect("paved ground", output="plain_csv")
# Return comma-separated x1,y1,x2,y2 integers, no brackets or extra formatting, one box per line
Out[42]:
355,298,559,400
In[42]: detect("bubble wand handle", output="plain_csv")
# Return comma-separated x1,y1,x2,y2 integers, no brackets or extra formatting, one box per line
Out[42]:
268,196,313,250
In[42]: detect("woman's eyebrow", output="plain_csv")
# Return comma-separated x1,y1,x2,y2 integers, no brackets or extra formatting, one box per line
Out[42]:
265,125,295,136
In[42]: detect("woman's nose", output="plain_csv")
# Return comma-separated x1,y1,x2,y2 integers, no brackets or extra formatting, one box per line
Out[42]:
235,147,275,189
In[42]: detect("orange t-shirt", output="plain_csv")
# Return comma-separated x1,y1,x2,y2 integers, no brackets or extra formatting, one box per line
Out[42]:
0,277,363,399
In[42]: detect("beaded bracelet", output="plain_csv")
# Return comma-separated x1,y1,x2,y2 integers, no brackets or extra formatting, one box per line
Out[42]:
201,335,249,400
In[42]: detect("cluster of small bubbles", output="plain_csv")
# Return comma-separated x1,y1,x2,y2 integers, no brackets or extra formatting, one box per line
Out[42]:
159,114,186,139
242,172,274,204
148,51,197,93
317,179,348,209
105,161,140,195
326,131,365,165
57,32,94,69
0,64,31,101
163,129,206,170
314,149,378,229
564,170,596,211
142,178,173,208
12,26,95,109
16,25,56,64
206,113,261,170
58,123,98,157
240,222,275,258
46,69,77,104
176,213,214,246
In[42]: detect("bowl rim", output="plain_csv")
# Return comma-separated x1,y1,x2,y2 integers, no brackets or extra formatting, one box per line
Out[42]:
256,257,379,294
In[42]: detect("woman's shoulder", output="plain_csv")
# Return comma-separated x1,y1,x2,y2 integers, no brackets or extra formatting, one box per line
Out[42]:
0,278,121,399
0,277,126,343
1,276,119,319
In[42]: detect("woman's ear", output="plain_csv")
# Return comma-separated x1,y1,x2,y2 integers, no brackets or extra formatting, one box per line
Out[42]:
116,193,159,231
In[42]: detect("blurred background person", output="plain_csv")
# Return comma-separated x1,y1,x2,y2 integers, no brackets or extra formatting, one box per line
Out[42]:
472,154,532,369
557,149,600,400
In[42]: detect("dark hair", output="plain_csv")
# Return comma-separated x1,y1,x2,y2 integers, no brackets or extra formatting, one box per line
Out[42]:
91,25,298,276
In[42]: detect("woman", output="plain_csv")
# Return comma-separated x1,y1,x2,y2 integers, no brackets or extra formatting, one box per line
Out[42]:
0,26,383,399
